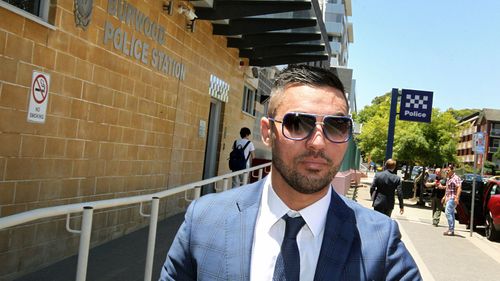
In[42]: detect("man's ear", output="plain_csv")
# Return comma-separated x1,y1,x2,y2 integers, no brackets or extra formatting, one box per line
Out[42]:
260,117,272,147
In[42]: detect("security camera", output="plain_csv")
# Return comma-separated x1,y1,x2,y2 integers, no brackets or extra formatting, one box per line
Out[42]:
186,9,197,21
178,6,197,21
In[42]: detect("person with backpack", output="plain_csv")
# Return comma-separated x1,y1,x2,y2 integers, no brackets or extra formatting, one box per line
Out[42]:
229,127,255,187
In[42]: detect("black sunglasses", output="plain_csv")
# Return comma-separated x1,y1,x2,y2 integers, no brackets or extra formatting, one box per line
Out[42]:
268,112,352,143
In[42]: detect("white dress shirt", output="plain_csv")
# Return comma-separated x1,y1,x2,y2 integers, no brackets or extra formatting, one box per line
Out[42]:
250,174,332,281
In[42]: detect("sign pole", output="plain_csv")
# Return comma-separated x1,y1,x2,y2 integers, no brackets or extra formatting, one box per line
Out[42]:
469,131,484,237
480,153,485,177
470,152,477,237
385,88,399,161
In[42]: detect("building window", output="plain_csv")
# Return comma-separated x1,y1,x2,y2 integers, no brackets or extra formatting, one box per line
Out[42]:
1,0,52,26
4,0,42,15
242,85,256,116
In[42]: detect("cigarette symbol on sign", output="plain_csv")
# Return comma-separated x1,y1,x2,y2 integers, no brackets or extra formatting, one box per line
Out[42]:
33,74,48,104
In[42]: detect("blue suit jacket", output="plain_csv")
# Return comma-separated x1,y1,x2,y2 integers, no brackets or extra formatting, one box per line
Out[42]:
160,179,421,281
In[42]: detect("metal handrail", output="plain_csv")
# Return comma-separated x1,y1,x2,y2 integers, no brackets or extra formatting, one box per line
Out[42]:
0,162,271,230
0,162,272,281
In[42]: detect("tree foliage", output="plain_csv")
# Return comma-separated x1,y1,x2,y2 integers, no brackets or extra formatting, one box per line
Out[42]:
355,94,460,168
447,108,480,121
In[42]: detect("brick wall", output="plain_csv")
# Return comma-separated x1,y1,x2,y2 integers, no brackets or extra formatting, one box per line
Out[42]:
0,1,253,279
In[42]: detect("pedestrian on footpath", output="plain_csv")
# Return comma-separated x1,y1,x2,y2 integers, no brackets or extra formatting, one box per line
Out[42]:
160,65,421,281
370,159,404,217
425,168,446,226
413,168,428,206
229,127,255,187
442,164,462,236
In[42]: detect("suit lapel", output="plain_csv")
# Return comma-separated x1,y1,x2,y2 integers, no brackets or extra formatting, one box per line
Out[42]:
314,190,356,281
225,181,263,280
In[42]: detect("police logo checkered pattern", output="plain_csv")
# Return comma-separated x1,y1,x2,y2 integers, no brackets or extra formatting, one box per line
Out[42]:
209,74,229,102
404,94,428,110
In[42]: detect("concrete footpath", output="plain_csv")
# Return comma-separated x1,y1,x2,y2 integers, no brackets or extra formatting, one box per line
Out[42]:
359,173,500,281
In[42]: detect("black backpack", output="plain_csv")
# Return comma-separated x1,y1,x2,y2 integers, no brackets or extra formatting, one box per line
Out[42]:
228,140,251,171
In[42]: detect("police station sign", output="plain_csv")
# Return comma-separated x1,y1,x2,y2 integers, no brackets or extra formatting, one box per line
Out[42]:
103,0,186,80
399,89,433,123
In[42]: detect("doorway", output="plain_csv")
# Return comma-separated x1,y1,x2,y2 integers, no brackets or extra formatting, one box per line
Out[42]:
202,99,223,195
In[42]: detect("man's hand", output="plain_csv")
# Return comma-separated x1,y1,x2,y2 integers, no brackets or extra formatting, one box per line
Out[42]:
454,197,459,205
400,208,404,215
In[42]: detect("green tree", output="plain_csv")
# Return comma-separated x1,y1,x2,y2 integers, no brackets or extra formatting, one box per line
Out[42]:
354,93,392,165
493,148,500,161
447,108,480,121
355,95,460,168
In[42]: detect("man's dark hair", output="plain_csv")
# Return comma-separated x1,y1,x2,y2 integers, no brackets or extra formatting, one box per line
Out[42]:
240,127,251,138
273,64,345,94
268,65,348,117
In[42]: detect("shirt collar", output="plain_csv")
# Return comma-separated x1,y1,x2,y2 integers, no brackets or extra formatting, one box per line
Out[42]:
261,173,331,237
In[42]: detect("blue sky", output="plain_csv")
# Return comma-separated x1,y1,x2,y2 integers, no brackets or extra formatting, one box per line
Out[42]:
349,0,500,112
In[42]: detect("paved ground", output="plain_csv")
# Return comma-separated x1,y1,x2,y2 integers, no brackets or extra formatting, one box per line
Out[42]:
14,213,185,281
14,173,500,281
359,172,500,281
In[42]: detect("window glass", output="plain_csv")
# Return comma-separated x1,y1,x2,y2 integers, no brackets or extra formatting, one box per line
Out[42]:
3,0,42,16
492,184,499,195
242,85,256,116
1,0,52,24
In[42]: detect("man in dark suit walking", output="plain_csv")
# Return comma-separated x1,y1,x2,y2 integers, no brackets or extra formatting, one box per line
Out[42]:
370,159,404,217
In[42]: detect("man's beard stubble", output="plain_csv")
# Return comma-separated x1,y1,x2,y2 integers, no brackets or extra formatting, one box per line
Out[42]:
271,141,339,195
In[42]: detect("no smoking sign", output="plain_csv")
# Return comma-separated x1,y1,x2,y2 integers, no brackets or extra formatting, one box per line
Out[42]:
27,71,50,123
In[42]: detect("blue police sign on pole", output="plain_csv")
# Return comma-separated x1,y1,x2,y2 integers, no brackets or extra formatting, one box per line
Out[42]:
399,89,433,123
385,88,399,161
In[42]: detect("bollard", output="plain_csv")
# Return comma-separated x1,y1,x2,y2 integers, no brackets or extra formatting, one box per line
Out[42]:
144,197,160,281
75,206,94,281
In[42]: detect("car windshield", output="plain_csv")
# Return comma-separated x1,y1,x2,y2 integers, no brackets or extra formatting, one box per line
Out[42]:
410,166,423,180
464,174,482,181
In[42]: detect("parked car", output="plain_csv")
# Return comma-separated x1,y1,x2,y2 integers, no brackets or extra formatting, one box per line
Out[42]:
456,179,500,241
461,174,485,189
410,166,423,180
489,175,500,181
484,179,500,241
456,174,486,228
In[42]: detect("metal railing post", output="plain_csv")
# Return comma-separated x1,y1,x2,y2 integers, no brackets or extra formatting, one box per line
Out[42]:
75,206,94,281
144,197,160,281
243,172,249,185
223,178,229,191
0,162,273,281
194,186,201,199
257,169,263,180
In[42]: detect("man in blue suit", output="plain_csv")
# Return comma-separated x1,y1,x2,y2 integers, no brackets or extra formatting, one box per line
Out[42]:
160,65,421,281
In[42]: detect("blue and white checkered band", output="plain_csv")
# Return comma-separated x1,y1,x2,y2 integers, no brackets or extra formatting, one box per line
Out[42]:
405,94,428,110
209,74,229,102
399,89,433,123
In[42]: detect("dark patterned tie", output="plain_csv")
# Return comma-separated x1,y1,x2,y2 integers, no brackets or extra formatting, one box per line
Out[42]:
272,215,306,281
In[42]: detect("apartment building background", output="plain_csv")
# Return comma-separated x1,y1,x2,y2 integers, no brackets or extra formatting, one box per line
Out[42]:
456,108,500,172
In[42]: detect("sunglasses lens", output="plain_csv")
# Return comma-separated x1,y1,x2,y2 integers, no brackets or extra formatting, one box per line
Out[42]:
282,113,316,140
278,113,352,142
323,117,352,142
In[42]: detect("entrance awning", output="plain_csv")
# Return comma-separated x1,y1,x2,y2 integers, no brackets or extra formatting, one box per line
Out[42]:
192,0,331,66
